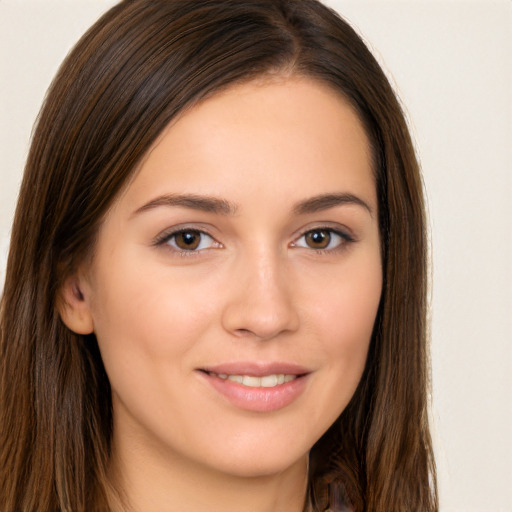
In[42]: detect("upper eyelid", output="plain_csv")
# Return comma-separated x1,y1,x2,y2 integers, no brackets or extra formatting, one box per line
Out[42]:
152,225,218,245
291,227,353,248
292,223,355,242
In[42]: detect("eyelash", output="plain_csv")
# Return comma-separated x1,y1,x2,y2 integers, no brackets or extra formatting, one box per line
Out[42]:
153,226,354,256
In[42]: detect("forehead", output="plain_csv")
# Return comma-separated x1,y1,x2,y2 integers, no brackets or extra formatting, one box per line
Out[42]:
116,77,375,215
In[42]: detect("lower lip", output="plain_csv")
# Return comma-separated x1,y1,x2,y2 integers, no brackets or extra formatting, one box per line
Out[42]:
199,372,309,412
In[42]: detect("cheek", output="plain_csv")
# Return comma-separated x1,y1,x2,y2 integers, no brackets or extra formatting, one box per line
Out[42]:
303,255,382,423
91,248,211,334
86,255,225,450
308,250,382,348
330,264,380,362
86,249,221,393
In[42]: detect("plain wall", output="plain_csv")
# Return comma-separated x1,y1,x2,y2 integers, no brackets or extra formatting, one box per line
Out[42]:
1,1,511,511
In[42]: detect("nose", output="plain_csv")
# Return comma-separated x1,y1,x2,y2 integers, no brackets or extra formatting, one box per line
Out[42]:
221,250,300,341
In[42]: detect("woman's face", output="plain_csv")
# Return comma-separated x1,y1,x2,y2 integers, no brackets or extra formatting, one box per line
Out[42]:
73,78,382,478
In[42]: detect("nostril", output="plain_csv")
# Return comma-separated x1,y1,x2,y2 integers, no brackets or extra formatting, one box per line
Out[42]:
234,328,253,337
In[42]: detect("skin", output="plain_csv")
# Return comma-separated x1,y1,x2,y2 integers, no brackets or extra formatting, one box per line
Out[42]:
61,77,382,512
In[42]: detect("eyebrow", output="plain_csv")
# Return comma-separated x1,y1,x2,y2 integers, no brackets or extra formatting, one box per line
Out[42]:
133,193,239,216
133,192,373,218
292,193,373,217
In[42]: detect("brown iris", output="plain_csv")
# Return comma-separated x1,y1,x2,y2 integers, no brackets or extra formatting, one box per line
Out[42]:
174,231,201,250
305,229,331,249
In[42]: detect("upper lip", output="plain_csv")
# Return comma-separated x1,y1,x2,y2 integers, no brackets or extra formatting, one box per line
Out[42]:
199,361,311,377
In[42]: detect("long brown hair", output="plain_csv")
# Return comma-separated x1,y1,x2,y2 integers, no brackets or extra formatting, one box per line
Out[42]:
0,1,437,510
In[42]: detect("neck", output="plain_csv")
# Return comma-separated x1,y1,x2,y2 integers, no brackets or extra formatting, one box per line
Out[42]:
107,434,309,512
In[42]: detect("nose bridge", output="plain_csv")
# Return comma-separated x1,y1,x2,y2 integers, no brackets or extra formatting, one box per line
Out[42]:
221,244,299,340
251,249,286,303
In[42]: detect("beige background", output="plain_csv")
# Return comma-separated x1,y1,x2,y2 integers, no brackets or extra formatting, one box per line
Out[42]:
1,1,511,511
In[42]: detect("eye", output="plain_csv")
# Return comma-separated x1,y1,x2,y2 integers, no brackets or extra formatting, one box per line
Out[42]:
159,229,217,252
293,228,350,251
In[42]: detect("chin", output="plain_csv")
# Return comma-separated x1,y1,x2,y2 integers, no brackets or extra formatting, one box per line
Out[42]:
197,436,311,479
215,453,308,480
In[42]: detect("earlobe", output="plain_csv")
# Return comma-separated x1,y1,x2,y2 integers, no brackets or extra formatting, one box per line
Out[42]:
58,275,94,335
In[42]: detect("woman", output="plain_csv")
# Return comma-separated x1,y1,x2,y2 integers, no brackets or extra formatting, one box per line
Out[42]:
0,0,437,511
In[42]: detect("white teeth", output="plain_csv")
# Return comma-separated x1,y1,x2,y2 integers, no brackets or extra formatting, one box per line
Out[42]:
210,372,297,388
260,375,278,387
241,375,261,387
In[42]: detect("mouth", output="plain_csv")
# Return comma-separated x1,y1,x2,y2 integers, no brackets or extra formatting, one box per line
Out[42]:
197,363,311,412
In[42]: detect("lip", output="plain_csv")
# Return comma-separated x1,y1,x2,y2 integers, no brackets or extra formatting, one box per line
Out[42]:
197,361,311,413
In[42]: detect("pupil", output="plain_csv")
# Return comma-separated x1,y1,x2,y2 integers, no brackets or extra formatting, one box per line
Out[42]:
182,232,196,245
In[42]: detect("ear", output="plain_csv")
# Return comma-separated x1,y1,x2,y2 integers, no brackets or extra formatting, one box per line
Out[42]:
58,274,94,335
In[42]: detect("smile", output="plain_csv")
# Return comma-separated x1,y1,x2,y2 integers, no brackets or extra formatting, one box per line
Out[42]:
206,372,298,388
199,364,310,412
